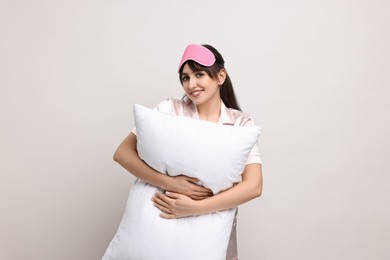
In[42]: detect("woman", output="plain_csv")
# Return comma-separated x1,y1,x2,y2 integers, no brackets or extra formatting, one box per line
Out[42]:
112,44,263,260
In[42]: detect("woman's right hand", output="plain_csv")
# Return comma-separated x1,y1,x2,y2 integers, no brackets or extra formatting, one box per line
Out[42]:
166,175,213,200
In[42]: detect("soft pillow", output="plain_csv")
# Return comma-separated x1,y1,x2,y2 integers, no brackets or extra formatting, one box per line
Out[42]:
102,104,261,260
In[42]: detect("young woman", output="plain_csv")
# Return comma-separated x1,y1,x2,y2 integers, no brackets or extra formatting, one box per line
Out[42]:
112,44,263,260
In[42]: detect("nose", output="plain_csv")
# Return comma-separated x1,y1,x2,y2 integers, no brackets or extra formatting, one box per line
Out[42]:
189,76,197,89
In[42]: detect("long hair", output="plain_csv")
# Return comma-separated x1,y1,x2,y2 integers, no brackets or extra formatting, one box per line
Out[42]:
179,44,241,111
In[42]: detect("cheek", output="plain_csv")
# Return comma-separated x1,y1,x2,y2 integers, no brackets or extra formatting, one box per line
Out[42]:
205,80,218,89
205,78,217,87
182,83,189,92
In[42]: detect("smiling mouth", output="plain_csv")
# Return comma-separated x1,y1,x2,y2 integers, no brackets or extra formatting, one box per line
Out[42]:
190,89,203,97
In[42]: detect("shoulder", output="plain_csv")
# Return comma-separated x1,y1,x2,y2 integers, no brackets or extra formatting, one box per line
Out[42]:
224,107,255,127
153,98,189,115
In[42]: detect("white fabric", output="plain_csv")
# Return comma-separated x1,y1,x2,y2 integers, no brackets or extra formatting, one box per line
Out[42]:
151,98,262,165
102,104,260,260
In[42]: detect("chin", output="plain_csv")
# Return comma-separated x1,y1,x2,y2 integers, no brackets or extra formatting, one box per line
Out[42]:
189,99,203,105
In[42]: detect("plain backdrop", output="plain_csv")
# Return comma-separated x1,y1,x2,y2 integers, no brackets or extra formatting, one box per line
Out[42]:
1,0,389,259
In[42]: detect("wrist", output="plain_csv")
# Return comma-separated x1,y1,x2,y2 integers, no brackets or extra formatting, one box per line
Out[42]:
194,198,208,215
160,174,173,191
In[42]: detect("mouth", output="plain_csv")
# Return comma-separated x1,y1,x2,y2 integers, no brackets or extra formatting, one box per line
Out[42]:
189,89,204,98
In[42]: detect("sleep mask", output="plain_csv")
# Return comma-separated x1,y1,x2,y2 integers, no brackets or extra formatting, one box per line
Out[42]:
178,44,216,72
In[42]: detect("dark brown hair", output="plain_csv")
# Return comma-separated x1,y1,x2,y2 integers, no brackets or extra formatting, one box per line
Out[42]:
179,44,241,111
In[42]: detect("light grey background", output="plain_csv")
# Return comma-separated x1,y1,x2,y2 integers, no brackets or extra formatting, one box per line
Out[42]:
1,0,389,259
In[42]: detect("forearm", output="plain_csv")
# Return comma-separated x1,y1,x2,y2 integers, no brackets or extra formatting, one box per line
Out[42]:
196,164,263,215
113,133,171,190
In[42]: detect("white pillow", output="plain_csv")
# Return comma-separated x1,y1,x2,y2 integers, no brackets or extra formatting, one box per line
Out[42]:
102,104,260,260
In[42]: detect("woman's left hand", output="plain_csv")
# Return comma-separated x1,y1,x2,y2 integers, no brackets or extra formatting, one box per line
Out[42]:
152,192,200,219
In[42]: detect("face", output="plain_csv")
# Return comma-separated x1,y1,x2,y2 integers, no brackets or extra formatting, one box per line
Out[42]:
180,63,223,106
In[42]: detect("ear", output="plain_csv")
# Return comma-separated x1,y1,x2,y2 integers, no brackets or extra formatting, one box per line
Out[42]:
217,69,227,85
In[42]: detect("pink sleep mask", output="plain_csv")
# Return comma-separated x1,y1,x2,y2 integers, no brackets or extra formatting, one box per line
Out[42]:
178,44,216,72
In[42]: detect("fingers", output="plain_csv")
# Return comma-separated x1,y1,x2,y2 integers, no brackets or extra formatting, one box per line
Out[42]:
152,193,174,214
183,176,200,183
189,182,213,194
184,176,213,193
153,193,171,209
170,186,212,199
179,183,213,199
190,187,213,198
159,213,177,219
153,192,195,219
192,185,212,193
164,191,209,201
165,191,182,199
154,201,173,214
175,175,213,195
188,194,212,200
152,193,181,219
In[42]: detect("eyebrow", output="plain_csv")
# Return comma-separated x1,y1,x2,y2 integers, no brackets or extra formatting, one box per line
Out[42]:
181,69,202,75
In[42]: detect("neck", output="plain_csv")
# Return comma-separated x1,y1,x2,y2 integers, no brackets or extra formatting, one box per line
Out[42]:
196,98,221,122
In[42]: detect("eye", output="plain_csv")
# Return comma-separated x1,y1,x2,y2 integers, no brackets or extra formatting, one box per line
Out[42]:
181,75,189,81
196,72,204,78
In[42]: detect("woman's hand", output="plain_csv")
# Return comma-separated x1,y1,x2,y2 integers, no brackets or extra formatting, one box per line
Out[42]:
166,175,213,200
152,191,200,219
